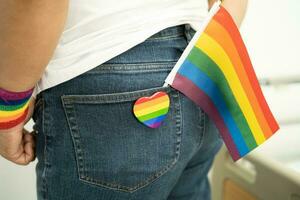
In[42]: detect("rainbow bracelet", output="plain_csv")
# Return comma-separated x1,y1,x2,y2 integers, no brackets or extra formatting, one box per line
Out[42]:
0,87,34,130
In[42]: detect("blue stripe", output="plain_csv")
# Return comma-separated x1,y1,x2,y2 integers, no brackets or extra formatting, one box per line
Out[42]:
178,60,249,156
143,115,167,126
0,96,30,106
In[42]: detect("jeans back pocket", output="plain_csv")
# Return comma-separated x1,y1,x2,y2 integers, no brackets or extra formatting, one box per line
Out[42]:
61,86,182,193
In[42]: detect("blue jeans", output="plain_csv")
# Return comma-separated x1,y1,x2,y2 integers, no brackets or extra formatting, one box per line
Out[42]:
32,24,223,200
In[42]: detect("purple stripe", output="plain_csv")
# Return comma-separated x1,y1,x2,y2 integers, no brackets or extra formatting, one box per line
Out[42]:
172,73,240,161
149,121,163,128
0,87,34,100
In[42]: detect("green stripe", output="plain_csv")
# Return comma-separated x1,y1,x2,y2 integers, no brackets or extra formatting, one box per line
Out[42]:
0,101,27,111
187,47,257,150
138,108,169,122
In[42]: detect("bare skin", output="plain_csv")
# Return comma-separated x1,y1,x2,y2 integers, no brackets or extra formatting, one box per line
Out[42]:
0,0,248,165
0,0,69,165
0,0,69,92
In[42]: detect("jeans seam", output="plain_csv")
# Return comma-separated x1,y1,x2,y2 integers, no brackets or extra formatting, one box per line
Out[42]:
174,90,182,162
61,89,182,193
32,97,44,135
145,34,185,41
197,109,206,151
85,68,173,74
86,61,177,73
62,86,172,104
33,97,43,122
41,98,48,200
61,97,86,181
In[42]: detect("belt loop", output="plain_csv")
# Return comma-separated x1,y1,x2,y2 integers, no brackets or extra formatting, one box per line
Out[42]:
184,24,192,43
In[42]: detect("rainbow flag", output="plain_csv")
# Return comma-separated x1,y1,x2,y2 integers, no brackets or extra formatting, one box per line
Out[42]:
164,2,279,161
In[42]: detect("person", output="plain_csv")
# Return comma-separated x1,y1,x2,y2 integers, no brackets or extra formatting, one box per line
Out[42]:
0,0,248,199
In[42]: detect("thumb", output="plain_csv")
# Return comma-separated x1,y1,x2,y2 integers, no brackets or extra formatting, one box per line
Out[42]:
11,129,36,165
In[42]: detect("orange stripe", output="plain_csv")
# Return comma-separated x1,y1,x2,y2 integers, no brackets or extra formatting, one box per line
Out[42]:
205,19,273,139
214,6,279,135
134,95,169,111
0,107,28,129
0,111,25,122
135,92,167,105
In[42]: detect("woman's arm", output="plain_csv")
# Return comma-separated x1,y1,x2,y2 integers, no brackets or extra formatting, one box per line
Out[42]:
0,0,69,166
0,0,69,92
208,0,248,27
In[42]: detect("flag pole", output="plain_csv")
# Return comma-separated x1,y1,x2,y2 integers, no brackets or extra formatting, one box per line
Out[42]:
163,0,222,87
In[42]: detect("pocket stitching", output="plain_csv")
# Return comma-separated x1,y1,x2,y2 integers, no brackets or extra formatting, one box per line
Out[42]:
62,86,172,104
144,34,185,42
174,90,182,160
61,89,182,193
61,99,86,180
88,61,178,72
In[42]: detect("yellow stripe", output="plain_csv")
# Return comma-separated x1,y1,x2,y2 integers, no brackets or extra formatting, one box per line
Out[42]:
134,101,170,117
0,101,30,117
134,96,169,111
196,33,265,144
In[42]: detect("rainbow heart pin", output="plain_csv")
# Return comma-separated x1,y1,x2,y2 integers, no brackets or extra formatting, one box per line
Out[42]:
133,91,170,128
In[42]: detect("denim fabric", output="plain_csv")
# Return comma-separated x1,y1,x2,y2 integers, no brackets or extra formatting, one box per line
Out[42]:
32,23,223,200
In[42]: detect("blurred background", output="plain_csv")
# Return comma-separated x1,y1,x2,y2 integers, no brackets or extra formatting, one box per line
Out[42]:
1,0,299,199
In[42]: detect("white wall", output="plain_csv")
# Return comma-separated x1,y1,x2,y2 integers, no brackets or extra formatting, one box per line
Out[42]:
1,0,300,199
242,0,300,177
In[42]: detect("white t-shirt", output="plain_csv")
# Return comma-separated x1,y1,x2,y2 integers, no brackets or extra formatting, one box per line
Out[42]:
32,0,209,98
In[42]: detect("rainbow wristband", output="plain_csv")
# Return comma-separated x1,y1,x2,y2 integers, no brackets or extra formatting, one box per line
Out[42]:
0,87,34,130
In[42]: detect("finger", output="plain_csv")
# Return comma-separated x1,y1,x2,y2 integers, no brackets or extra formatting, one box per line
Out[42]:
24,138,35,162
26,130,36,156
24,129,36,149
9,131,36,165
23,128,36,137
24,132,36,148
24,133,34,143
13,140,35,165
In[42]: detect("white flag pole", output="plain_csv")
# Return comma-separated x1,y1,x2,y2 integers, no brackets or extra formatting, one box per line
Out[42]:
163,0,222,87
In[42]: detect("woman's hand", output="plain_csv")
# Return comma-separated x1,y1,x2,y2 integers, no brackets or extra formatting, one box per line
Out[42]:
0,97,36,165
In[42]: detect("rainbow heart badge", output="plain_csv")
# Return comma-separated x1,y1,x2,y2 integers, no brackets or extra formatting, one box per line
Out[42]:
133,91,170,128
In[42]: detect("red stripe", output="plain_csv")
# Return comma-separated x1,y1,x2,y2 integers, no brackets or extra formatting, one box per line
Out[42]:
0,107,28,129
135,91,168,105
172,73,240,161
205,19,273,139
214,6,279,134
